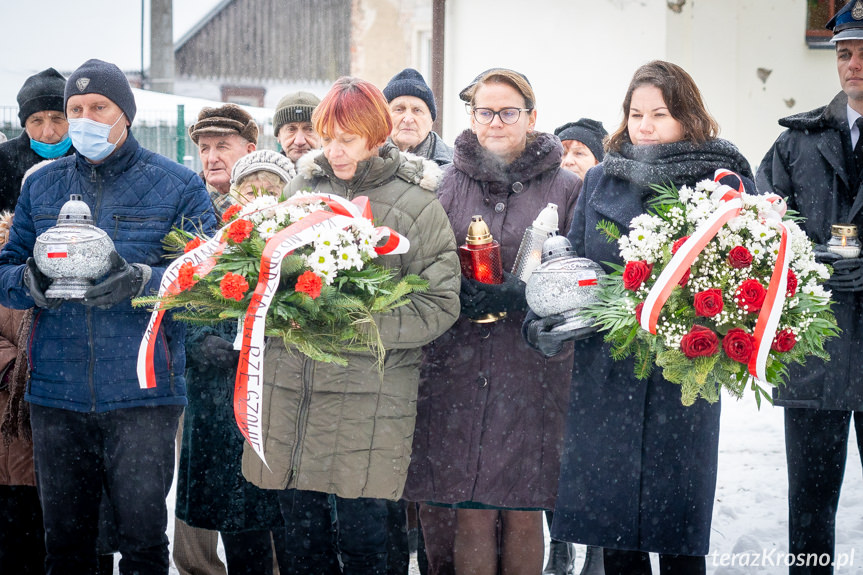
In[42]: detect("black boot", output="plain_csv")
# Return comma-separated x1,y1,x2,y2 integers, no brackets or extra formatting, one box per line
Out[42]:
578,546,605,575
543,540,575,575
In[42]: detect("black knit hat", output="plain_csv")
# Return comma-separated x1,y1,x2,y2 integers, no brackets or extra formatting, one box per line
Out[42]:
554,118,608,162
272,91,320,137
17,68,66,127
190,104,259,145
383,68,437,121
64,59,137,124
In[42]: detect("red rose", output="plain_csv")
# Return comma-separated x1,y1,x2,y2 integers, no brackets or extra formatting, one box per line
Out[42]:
679,325,719,358
623,261,653,291
635,302,644,323
772,329,797,353
722,328,756,364
220,272,249,301
222,204,242,222
183,237,202,253
227,219,254,243
679,267,691,287
671,236,690,255
295,270,323,299
728,246,753,269
735,279,766,312
177,262,197,291
786,269,798,297
693,288,724,317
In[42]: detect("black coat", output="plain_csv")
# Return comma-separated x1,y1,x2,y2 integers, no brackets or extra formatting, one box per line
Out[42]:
757,91,863,411
175,322,283,532
552,158,754,555
0,132,72,213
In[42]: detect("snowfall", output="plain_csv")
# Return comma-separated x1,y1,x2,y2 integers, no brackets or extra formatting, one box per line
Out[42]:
151,392,863,574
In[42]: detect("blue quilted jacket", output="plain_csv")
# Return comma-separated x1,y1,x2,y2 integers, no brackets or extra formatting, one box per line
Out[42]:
0,133,217,412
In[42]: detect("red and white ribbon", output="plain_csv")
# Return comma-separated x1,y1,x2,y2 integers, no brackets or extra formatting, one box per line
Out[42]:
638,169,790,383
136,193,410,466
136,231,228,389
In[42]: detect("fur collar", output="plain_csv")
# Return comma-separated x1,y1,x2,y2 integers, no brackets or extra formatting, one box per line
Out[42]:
295,145,443,192
451,130,563,185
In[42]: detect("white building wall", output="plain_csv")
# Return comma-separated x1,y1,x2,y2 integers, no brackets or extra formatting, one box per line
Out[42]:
443,0,840,170
665,0,837,167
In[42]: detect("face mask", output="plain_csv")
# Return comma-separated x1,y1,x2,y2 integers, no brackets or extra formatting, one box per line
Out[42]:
30,134,72,159
68,113,126,162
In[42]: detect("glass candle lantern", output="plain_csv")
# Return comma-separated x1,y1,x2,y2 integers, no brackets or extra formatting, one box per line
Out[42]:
828,224,861,258
458,215,505,323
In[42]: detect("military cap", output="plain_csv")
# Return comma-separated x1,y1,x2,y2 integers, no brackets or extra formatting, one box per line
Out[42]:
828,0,863,43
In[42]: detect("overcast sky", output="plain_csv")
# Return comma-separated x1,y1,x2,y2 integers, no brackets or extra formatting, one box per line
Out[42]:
0,0,222,105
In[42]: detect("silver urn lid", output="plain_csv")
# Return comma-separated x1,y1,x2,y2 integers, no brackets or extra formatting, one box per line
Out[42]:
526,234,605,332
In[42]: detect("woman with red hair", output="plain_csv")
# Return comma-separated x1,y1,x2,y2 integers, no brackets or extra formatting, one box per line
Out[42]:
241,77,460,573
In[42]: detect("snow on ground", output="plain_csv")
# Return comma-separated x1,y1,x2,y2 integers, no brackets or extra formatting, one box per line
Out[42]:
150,391,863,574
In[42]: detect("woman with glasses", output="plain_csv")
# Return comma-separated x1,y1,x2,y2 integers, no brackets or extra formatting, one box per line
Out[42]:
404,68,582,574
527,60,754,575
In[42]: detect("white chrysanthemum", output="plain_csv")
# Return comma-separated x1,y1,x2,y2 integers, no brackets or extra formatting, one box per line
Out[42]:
305,249,339,284
334,243,363,270
256,218,280,240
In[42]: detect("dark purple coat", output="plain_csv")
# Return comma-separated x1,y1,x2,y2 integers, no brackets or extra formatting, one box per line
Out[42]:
403,130,581,509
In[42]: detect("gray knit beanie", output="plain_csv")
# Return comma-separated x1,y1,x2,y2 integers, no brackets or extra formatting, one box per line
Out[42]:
272,92,321,137
231,149,296,185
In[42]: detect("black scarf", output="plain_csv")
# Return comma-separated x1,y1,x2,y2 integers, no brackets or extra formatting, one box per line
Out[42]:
603,139,753,190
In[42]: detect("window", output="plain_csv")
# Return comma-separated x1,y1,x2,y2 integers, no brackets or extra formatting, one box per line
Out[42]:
808,0,841,48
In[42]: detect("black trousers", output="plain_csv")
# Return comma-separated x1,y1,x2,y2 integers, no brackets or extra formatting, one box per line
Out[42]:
31,404,182,575
602,549,705,575
278,488,389,575
0,484,45,575
785,407,863,575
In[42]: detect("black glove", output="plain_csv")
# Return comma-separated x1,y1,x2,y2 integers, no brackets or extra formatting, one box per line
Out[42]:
82,251,148,308
813,244,843,265
199,335,240,371
460,271,528,319
524,314,599,357
827,256,863,292
23,257,61,309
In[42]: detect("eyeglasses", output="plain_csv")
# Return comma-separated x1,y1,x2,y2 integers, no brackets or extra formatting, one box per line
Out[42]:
467,105,533,125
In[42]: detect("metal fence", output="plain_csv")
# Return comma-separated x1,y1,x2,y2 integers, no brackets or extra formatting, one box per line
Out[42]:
0,106,279,173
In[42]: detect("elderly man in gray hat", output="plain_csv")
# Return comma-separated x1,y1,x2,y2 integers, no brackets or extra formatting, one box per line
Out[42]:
758,2,863,572
272,91,321,163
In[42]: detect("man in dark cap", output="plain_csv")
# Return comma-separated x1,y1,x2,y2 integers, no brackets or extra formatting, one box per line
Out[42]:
384,68,453,165
189,104,258,216
272,91,321,163
0,68,73,212
554,118,607,181
0,58,216,575
757,2,863,572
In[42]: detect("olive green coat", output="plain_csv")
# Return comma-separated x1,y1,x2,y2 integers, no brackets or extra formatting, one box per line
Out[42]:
242,144,460,499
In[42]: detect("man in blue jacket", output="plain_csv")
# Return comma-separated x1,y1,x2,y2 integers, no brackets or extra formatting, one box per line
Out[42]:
757,4,863,573
0,59,217,574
